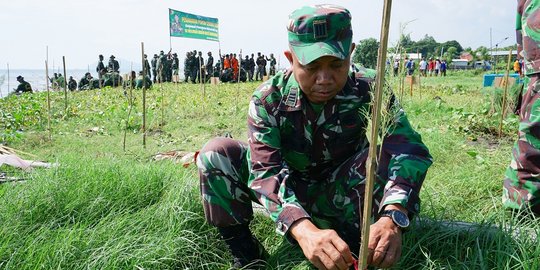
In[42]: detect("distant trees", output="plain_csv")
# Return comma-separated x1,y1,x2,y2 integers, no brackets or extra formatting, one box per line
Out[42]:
475,46,490,61
352,34,508,67
352,38,379,68
393,34,464,60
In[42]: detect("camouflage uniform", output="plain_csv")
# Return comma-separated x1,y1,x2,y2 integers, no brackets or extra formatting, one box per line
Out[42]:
135,74,152,89
198,70,432,241
14,77,32,94
503,0,540,214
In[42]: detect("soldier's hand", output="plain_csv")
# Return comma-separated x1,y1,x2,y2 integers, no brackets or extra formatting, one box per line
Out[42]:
290,218,353,270
366,205,405,268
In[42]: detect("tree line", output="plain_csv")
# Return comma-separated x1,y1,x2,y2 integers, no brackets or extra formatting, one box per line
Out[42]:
353,34,517,69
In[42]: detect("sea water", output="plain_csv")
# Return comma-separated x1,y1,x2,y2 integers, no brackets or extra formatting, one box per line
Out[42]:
0,69,92,97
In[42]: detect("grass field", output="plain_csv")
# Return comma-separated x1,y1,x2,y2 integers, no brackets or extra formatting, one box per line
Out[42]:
0,71,539,269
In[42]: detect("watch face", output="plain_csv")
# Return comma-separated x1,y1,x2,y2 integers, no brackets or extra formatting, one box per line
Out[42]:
392,211,410,228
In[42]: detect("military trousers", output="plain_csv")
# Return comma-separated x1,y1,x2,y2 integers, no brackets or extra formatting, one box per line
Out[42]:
197,137,389,246
504,74,540,214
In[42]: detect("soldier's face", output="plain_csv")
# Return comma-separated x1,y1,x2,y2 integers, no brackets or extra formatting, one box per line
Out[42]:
286,50,351,104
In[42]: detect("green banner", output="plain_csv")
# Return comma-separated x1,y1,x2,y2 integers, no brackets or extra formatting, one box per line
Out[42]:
169,9,219,42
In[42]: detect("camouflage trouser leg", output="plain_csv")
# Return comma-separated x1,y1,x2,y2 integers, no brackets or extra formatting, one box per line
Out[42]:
197,137,256,227
504,74,540,214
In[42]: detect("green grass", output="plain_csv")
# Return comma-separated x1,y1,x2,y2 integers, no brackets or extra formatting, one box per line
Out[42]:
0,71,539,269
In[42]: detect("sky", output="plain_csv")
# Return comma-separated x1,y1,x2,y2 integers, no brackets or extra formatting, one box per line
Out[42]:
0,0,515,70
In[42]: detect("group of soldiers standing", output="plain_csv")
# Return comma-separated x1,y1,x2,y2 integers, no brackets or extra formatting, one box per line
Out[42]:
181,50,277,84
149,51,180,83
183,50,213,83
10,49,278,96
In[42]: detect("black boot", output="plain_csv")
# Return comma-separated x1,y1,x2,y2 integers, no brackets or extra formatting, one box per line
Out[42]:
218,224,268,268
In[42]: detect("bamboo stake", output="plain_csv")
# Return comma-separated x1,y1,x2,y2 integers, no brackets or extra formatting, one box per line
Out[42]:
359,0,393,269
498,50,513,138
45,60,51,141
159,58,164,127
199,54,205,97
62,56,68,114
142,42,147,148
409,74,413,97
123,63,135,152
417,50,421,98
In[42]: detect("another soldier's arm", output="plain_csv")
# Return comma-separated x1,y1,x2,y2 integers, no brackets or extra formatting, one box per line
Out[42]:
379,95,433,216
247,95,311,236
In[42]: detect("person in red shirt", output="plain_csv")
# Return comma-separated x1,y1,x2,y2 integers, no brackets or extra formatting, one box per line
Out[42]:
427,58,434,77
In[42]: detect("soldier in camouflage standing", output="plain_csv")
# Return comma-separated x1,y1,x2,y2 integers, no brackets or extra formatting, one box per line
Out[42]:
96,54,107,82
503,0,540,215
267,53,277,76
249,53,256,81
143,54,152,80
197,4,432,269
255,52,266,81
206,51,214,79
184,52,192,83
157,51,167,83
151,54,158,83
171,53,179,82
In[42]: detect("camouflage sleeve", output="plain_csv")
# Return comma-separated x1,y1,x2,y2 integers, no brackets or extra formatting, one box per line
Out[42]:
247,95,311,236
379,96,433,216
519,0,540,75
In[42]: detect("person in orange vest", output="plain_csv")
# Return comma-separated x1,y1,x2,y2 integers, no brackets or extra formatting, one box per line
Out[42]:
223,54,231,70
231,53,239,81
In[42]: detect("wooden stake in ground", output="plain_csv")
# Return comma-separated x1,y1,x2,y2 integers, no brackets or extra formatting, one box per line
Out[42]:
199,55,206,97
62,56,68,114
45,60,52,141
123,63,135,152
160,66,165,127
417,50,421,98
141,42,147,148
498,50,514,138
359,0,393,269
409,74,414,97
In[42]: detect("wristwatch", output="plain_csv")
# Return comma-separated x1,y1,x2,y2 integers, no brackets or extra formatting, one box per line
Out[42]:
380,209,410,230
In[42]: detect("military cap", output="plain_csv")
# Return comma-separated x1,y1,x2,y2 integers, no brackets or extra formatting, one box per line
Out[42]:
287,4,353,65
110,55,115,58
16,75,23,80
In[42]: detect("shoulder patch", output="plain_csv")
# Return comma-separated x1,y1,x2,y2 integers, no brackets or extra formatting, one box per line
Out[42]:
286,87,299,107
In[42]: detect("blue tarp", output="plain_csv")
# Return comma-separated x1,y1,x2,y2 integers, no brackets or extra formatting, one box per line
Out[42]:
483,73,522,87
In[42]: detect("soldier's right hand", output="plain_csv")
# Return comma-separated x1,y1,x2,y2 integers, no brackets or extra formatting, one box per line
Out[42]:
290,218,354,270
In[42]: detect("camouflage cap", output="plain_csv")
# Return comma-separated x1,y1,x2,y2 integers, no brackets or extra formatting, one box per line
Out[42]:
287,4,352,65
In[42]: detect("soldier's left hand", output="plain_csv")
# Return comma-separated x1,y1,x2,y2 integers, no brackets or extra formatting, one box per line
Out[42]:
366,208,404,268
